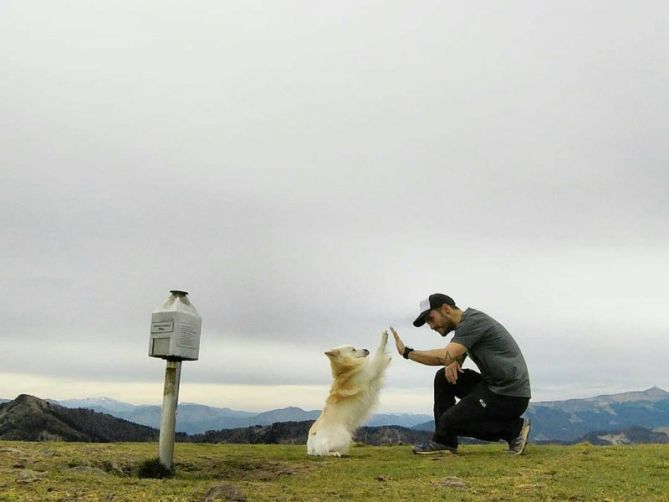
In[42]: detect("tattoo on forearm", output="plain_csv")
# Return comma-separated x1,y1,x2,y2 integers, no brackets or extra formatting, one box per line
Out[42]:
441,350,465,366
441,351,454,365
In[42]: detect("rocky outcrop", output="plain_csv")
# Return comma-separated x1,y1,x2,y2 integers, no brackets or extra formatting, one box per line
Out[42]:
578,426,669,445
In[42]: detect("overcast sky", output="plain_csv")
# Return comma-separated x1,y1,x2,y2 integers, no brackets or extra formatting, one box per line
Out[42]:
1,1,667,413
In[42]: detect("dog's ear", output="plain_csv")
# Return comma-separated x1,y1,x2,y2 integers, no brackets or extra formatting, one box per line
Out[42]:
325,349,340,358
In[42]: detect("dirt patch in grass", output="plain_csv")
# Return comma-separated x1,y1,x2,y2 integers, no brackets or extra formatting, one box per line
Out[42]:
199,458,309,482
203,483,246,501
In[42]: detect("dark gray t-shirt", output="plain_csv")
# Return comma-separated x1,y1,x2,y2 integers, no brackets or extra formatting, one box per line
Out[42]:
451,308,531,398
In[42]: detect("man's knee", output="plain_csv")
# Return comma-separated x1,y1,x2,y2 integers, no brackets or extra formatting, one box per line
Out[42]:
434,368,454,392
437,405,469,435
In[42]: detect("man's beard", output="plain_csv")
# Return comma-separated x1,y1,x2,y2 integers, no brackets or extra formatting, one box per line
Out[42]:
438,323,454,337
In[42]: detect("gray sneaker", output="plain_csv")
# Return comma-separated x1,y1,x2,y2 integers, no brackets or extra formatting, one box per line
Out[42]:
412,440,458,455
508,418,531,455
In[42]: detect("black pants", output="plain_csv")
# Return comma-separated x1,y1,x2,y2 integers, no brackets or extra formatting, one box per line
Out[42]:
433,369,529,448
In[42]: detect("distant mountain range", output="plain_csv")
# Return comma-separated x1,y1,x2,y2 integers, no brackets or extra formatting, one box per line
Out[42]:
411,386,669,442
3,386,669,444
188,421,433,446
0,395,432,445
50,386,669,442
2,394,667,447
0,394,159,442
49,398,432,434
528,386,669,442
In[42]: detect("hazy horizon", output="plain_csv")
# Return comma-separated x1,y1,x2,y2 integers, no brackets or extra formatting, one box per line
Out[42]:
2,384,667,414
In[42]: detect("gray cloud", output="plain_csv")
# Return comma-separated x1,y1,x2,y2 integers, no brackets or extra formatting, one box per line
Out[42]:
1,1,668,408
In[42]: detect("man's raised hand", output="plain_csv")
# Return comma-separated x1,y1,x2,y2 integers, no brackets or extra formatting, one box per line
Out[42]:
389,326,405,357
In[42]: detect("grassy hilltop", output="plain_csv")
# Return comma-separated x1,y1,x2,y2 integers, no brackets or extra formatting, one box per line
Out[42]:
1,441,668,501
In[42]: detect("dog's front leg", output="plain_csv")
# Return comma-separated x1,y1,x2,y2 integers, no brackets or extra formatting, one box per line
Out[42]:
372,331,391,369
376,330,389,354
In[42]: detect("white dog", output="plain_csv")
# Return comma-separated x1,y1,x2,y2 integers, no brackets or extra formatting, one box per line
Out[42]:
307,330,391,456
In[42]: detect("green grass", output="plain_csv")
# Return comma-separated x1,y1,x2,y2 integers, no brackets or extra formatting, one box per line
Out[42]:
1,441,668,501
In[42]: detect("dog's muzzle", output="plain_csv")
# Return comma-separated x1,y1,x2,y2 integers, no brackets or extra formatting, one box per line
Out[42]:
362,349,370,356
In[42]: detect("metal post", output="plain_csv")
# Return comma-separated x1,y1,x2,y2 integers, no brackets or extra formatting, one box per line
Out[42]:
158,360,182,469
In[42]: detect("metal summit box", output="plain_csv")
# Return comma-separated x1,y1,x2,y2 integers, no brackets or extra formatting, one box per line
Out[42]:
149,290,202,361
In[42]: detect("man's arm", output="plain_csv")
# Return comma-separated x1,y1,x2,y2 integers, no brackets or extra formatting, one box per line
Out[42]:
408,343,468,366
406,347,448,366
442,342,468,364
442,342,468,384
390,327,467,366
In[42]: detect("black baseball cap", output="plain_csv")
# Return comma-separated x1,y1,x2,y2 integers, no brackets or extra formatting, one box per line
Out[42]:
413,293,456,327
